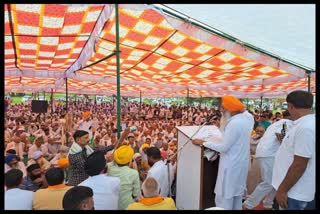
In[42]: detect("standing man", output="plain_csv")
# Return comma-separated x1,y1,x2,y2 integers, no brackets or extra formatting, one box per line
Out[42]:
192,95,254,210
79,151,121,210
146,147,169,197
107,145,141,210
272,90,315,210
243,110,293,210
67,129,121,186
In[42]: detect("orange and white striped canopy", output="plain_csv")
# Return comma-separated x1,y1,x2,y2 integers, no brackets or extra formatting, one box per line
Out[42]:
4,4,315,98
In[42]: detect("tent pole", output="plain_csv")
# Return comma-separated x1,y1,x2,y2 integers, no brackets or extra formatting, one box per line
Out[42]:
115,4,121,139
187,87,189,107
246,98,249,109
66,78,68,113
139,90,142,110
307,71,311,93
139,91,142,122
51,88,53,126
260,96,263,113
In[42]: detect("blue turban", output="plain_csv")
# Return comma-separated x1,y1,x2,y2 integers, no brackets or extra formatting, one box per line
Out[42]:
5,154,18,164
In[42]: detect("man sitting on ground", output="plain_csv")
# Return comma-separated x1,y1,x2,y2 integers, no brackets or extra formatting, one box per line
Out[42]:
63,186,94,210
19,163,46,192
33,167,72,210
127,177,176,210
5,169,34,210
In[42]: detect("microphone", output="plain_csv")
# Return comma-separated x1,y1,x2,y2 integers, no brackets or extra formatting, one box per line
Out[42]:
206,114,217,123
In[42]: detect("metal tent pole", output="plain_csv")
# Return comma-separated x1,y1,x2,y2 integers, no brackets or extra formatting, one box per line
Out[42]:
66,78,68,113
187,87,189,107
51,88,53,125
307,71,311,93
115,4,121,139
246,98,249,109
260,96,263,113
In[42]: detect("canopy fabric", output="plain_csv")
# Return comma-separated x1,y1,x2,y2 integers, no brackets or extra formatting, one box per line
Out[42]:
4,4,316,98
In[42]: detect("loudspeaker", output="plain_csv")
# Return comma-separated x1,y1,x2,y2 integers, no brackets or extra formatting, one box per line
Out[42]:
31,100,48,113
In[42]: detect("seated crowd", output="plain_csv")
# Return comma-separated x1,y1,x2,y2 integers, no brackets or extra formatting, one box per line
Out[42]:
4,100,286,210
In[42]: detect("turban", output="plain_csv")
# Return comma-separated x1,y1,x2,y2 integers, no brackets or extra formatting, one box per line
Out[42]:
82,111,91,119
31,151,43,160
113,145,134,165
57,158,69,168
221,95,245,112
5,154,18,164
133,153,142,160
141,143,150,150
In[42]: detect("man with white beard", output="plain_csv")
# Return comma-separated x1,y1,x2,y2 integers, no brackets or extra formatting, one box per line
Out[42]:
192,95,254,210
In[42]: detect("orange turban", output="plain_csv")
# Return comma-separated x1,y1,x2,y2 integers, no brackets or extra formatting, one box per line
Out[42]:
82,111,91,119
57,158,69,168
114,145,134,165
221,95,245,112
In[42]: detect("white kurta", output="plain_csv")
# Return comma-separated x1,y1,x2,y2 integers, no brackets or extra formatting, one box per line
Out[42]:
147,160,170,197
203,111,254,199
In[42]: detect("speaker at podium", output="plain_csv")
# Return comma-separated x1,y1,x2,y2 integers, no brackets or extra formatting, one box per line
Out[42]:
175,125,222,210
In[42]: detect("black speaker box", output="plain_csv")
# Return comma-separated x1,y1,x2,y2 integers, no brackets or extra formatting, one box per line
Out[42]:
31,100,48,113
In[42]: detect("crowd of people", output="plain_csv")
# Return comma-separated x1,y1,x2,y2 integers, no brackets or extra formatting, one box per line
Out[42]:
4,90,315,210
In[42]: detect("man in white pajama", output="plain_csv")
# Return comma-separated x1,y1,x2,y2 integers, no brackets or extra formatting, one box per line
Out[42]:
193,95,254,210
243,110,293,209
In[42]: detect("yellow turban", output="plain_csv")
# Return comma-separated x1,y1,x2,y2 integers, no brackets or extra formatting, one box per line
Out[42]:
82,111,91,119
114,145,134,165
57,158,69,168
141,143,150,150
221,95,245,112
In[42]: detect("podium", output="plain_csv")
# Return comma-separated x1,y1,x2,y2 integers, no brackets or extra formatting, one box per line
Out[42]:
176,126,220,210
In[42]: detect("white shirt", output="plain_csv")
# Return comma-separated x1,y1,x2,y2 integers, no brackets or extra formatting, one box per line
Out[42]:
5,188,34,210
255,119,293,158
5,162,27,178
272,114,315,202
203,111,254,198
147,160,169,197
79,174,121,210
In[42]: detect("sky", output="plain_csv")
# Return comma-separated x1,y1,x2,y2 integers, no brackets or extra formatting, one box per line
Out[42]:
162,4,315,70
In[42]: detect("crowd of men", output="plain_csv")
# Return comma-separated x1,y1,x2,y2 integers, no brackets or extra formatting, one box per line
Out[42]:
4,90,315,210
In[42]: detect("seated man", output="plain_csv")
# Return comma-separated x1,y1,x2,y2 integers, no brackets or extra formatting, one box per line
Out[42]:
19,163,47,192
127,177,176,210
5,169,34,210
27,151,52,173
33,168,72,210
63,186,94,210
5,154,27,178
